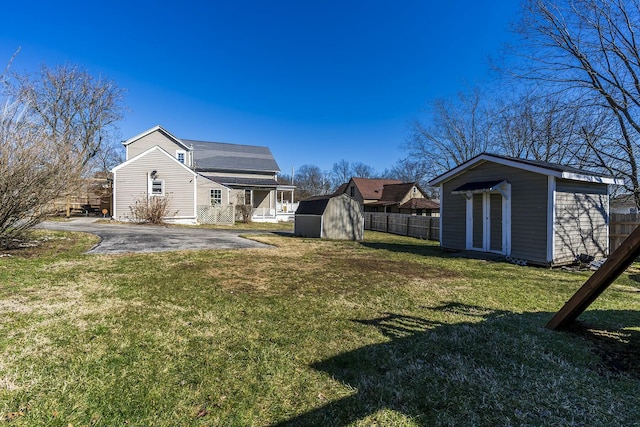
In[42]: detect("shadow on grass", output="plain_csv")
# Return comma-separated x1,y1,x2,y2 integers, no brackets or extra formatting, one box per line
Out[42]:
273,303,640,426
359,241,507,263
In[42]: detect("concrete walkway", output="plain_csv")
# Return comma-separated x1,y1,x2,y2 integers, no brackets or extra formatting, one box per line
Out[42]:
38,218,271,254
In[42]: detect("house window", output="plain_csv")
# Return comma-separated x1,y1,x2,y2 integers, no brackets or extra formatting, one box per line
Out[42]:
210,189,222,206
350,186,355,197
150,179,164,196
176,150,186,164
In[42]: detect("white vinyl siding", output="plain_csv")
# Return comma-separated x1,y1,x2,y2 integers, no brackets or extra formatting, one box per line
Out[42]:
210,189,222,206
196,178,231,207
150,179,164,196
176,150,186,164
114,148,196,221
126,131,191,166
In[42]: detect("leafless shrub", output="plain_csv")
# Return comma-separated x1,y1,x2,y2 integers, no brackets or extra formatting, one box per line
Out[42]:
0,89,83,248
0,55,125,247
129,195,175,224
236,204,253,223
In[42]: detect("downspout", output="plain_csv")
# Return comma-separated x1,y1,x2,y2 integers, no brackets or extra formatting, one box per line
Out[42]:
112,171,117,219
547,176,556,264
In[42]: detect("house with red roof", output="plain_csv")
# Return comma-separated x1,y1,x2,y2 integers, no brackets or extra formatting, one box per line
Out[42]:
337,177,439,216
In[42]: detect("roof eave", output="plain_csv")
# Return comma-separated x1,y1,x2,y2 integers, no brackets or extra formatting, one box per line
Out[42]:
429,153,620,186
196,167,280,174
561,172,624,185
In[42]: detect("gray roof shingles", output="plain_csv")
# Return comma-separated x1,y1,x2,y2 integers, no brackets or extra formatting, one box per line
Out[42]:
183,139,280,173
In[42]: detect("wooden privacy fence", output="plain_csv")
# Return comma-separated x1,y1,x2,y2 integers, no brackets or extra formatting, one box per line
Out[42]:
609,213,640,252
362,212,638,250
364,213,440,241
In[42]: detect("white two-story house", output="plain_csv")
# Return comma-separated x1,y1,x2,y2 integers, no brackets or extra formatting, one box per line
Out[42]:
112,125,295,224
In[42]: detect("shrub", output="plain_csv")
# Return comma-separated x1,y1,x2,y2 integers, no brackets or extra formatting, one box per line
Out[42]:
129,196,175,224
236,204,253,223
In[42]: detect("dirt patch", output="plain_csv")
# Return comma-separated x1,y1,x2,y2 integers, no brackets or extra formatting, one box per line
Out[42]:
0,232,96,258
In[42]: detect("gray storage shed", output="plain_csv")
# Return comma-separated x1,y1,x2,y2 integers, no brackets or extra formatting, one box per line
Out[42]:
295,193,364,240
429,153,623,266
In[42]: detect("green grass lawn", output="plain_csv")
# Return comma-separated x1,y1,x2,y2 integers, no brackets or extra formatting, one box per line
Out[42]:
1,230,640,426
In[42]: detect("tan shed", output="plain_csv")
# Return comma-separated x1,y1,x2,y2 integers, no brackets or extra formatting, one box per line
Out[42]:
294,193,363,240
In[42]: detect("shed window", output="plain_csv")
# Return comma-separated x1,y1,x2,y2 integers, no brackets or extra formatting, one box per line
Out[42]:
210,189,222,206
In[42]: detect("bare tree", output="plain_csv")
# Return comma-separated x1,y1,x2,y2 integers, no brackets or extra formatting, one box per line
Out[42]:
276,173,293,186
382,158,436,197
406,88,494,176
0,60,126,246
294,164,331,199
493,92,599,166
11,63,126,173
514,0,640,206
352,162,376,179
329,160,378,190
330,159,352,189
0,85,83,247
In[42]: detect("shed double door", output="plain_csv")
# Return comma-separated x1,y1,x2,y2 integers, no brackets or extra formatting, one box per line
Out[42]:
471,193,503,253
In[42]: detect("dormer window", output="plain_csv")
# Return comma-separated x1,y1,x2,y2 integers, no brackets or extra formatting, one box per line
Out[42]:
176,150,186,164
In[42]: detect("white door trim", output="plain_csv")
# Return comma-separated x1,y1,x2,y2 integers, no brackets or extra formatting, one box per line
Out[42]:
465,183,511,255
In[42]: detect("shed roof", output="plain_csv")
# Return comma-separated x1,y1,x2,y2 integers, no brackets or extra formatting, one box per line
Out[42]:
429,153,623,186
296,195,333,215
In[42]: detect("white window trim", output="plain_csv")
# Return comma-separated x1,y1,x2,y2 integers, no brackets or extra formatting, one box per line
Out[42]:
149,178,165,197
176,149,186,164
210,188,222,206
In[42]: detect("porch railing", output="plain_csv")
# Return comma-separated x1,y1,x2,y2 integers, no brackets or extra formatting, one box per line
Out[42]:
252,208,276,219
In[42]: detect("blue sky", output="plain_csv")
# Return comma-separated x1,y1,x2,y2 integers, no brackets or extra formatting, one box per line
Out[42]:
1,1,520,175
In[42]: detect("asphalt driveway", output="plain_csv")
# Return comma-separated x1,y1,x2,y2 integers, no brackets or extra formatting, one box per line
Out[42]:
38,218,271,254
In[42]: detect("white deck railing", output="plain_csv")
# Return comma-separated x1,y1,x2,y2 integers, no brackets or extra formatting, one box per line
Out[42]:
251,202,298,222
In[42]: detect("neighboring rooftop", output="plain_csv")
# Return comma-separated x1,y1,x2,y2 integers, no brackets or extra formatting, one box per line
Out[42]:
378,182,416,203
350,178,403,200
399,198,440,210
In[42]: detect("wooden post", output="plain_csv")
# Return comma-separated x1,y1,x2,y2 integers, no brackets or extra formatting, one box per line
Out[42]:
546,224,640,330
